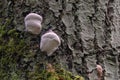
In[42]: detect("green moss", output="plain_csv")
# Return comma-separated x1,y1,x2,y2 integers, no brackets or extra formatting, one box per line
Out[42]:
0,22,84,80
0,24,28,79
27,63,84,80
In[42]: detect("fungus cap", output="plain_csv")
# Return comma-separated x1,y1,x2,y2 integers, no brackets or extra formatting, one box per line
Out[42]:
24,13,43,34
96,65,103,77
40,30,61,56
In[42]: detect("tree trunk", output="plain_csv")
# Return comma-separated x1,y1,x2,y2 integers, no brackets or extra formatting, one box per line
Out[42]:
0,0,120,80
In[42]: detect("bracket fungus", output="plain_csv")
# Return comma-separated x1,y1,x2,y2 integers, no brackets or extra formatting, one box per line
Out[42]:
96,65,103,80
40,30,61,56
24,13,43,35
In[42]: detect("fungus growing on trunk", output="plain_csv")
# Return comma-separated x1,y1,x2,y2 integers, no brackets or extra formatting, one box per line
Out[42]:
40,30,61,56
96,65,103,80
24,13,43,35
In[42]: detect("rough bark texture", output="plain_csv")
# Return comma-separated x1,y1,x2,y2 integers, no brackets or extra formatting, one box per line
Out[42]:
0,0,120,80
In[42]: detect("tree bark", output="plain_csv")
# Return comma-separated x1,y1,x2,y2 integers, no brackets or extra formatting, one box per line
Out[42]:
0,0,120,80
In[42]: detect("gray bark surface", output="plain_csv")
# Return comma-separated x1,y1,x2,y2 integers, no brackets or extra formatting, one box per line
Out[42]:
0,0,120,80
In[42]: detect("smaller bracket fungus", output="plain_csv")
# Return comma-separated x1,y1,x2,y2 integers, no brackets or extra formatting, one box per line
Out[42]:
40,30,61,56
24,13,43,35
96,65,103,80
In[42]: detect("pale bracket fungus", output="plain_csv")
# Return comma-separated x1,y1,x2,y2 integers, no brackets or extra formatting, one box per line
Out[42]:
87,64,103,80
96,65,103,80
40,30,61,56
24,13,43,35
